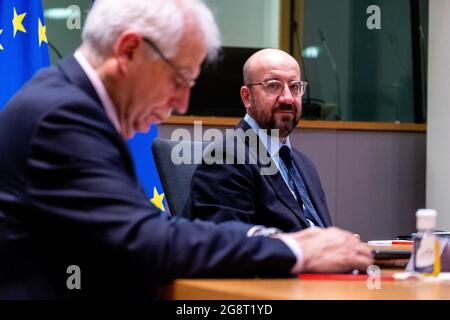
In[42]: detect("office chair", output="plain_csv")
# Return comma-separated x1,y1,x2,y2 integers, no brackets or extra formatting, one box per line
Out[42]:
152,138,208,217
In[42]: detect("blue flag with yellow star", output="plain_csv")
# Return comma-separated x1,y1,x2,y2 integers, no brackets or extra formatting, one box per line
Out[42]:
0,0,50,108
128,127,167,213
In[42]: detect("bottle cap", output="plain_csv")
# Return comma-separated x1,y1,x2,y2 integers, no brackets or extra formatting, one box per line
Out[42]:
416,209,437,230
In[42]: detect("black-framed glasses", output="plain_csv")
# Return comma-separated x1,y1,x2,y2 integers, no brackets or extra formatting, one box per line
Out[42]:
246,79,308,97
142,37,196,89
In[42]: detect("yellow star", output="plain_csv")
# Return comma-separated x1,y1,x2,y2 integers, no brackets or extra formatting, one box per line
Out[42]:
0,29,3,51
12,7,27,38
150,187,165,212
38,18,48,47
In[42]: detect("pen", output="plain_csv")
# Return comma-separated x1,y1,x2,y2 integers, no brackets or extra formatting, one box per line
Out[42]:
368,240,413,245
392,240,413,245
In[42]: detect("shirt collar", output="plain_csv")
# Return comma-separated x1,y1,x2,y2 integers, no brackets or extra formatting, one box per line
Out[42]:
244,113,292,157
74,50,121,133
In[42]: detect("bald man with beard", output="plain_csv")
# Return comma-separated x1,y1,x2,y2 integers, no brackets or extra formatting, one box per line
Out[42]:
190,48,332,232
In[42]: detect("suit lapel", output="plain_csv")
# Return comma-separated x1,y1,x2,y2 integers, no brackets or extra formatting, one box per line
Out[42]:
293,153,331,227
235,120,309,227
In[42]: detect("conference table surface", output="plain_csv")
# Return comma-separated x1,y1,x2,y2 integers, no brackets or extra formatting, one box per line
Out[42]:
160,270,450,300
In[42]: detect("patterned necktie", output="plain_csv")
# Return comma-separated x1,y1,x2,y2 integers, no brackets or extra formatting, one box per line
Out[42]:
279,145,325,228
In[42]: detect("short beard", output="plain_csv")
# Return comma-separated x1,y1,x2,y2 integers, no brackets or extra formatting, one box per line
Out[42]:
264,104,300,138
267,117,297,137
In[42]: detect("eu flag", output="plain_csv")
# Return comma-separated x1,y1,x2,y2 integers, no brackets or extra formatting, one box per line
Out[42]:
0,0,50,108
128,127,167,214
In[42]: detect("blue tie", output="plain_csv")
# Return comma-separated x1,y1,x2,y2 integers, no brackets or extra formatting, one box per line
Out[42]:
279,146,325,228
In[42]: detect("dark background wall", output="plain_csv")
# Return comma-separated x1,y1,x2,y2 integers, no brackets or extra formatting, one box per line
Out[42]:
159,124,425,241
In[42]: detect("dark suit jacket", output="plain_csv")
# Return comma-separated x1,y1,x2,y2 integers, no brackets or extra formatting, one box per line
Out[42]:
189,120,332,232
0,57,296,299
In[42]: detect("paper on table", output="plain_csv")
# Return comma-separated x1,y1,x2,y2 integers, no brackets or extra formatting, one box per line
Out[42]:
393,272,450,282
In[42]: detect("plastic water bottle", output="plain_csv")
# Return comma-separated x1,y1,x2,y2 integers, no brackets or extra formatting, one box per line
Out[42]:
413,209,440,276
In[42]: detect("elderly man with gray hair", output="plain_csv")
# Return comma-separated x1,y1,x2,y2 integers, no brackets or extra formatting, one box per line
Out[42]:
0,0,372,299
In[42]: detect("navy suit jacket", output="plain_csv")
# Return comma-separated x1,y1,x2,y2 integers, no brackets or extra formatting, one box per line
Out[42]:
0,57,296,299
189,120,332,232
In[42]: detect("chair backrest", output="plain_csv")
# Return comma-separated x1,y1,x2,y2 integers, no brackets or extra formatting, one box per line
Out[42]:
152,138,207,217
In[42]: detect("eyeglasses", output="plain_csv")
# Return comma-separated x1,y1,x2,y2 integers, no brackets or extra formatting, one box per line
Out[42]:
142,37,196,89
246,79,308,97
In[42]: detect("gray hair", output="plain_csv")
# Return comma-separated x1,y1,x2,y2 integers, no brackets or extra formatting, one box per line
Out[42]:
82,0,221,61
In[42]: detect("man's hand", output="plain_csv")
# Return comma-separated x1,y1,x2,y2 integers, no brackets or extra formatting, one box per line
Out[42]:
280,227,373,273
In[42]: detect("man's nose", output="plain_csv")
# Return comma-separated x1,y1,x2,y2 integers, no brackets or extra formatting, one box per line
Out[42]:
170,87,191,115
278,84,295,105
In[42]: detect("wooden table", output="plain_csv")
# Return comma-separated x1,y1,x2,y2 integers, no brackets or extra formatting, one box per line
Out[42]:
161,271,450,300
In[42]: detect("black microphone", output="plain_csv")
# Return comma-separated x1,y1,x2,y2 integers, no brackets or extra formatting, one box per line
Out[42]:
48,41,63,60
418,25,427,120
290,15,322,119
386,32,412,122
318,29,341,120
291,20,311,103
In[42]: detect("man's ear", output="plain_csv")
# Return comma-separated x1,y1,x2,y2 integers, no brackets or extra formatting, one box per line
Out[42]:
113,32,142,74
240,86,252,110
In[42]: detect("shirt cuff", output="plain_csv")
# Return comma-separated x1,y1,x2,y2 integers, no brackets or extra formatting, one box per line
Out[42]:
274,234,304,274
247,226,303,274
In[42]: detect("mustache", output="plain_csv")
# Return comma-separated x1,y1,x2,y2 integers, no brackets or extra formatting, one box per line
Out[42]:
273,104,296,112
